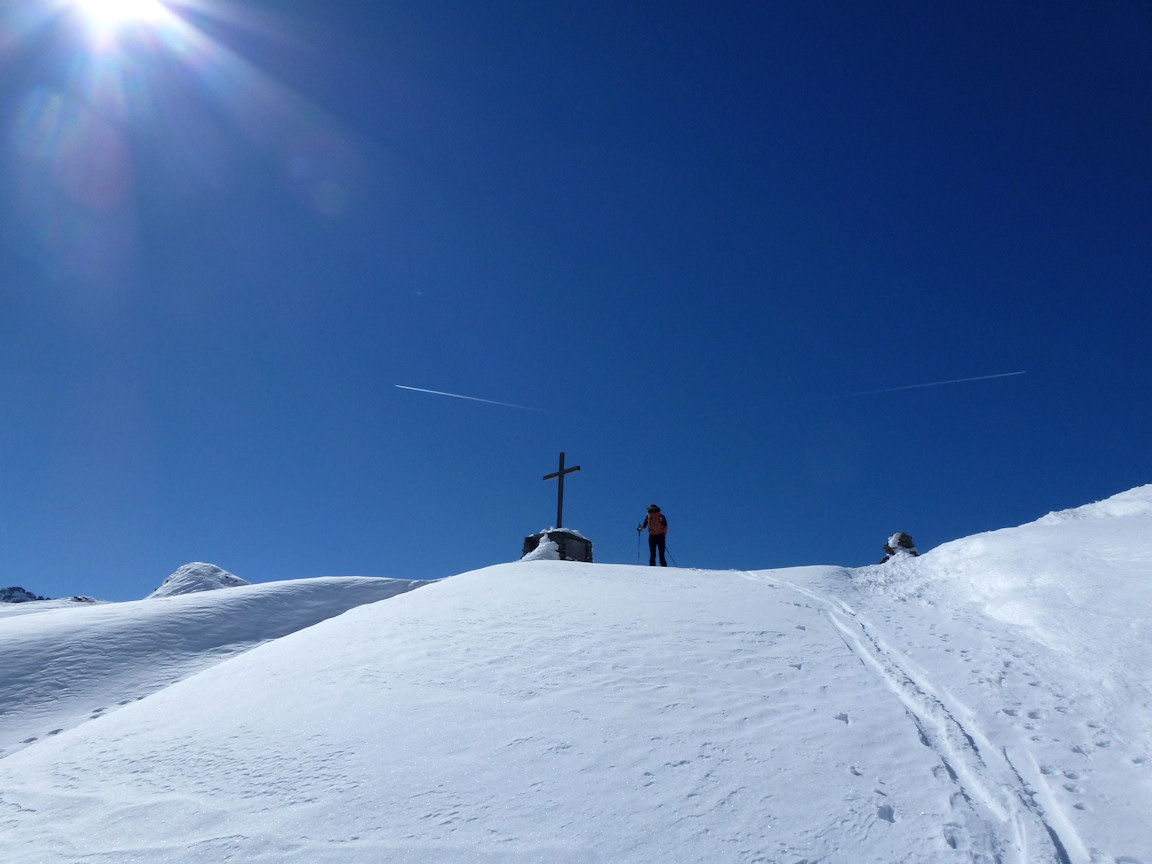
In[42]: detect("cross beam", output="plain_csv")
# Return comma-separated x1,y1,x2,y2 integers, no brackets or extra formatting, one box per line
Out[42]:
542,451,580,528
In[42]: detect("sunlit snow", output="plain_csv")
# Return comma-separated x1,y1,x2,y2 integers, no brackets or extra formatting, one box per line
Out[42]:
1,487,1150,863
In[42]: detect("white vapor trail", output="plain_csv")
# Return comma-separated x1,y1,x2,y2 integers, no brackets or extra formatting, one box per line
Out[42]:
830,370,1027,399
395,385,545,412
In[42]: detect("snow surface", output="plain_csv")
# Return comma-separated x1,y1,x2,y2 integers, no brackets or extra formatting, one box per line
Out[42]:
147,562,250,598
0,596,101,618
0,576,425,760
1,488,1150,863
521,536,560,560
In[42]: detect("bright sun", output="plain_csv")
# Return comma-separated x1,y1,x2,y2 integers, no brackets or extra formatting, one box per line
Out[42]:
72,0,165,28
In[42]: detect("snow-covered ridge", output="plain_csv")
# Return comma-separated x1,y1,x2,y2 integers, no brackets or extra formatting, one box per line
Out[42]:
854,484,1152,601
1036,482,1152,523
0,594,102,619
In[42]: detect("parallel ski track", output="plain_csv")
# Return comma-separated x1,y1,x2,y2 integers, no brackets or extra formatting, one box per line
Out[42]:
739,569,1078,864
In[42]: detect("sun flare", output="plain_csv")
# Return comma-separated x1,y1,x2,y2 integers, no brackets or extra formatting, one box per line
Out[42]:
71,0,165,28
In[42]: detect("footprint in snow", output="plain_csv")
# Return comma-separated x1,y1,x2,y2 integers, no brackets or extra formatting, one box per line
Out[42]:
942,823,962,849
876,804,895,823
834,713,849,724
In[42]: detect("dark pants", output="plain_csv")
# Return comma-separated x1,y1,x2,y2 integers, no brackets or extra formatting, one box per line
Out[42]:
648,534,667,566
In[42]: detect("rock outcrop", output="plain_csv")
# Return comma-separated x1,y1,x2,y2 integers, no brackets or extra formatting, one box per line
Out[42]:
879,532,919,563
0,587,47,603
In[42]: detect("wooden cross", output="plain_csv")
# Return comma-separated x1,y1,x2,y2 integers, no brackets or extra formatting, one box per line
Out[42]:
542,451,580,528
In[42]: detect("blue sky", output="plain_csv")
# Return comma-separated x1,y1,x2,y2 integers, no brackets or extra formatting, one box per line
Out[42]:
1,0,1149,600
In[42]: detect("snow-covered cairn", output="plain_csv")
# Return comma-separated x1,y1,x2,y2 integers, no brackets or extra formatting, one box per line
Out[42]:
878,532,918,563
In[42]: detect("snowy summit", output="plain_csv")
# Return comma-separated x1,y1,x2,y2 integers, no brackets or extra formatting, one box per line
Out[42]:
1,487,1150,863
147,562,249,598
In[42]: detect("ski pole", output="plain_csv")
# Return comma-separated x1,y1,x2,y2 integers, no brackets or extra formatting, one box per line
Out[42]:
665,545,679,567
637,529,642,563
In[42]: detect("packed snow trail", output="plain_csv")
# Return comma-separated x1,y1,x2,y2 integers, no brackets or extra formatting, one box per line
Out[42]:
742,568,1082,864
849,489,1152,864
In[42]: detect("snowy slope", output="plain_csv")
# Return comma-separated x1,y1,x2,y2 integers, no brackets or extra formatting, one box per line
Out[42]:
842,486,1152,861
0,595,102,619
0,488,1149,864
0,576,425,758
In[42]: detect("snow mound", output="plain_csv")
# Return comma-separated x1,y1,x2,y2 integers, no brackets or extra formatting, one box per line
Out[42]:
148,563,249,598
521,537,560,561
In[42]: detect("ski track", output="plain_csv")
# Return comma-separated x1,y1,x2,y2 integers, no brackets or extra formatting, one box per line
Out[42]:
741,569,1083,864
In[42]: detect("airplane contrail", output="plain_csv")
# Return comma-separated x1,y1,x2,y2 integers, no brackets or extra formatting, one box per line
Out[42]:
395,384,546,412
829,370,1027,399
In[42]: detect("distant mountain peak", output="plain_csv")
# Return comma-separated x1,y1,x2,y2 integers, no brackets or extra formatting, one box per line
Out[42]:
148,563,250,599
0,586,48,604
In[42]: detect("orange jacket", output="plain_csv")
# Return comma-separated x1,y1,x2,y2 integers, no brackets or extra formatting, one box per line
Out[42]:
642,511,667,535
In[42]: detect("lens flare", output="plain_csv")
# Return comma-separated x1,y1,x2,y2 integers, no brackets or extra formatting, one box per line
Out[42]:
71,0,164,28
4,0,365,288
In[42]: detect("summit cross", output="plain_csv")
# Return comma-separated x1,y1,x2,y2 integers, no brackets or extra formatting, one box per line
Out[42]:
542,451,581,529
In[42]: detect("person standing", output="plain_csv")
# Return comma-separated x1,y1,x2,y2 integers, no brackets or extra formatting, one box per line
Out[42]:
637,504,668,566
